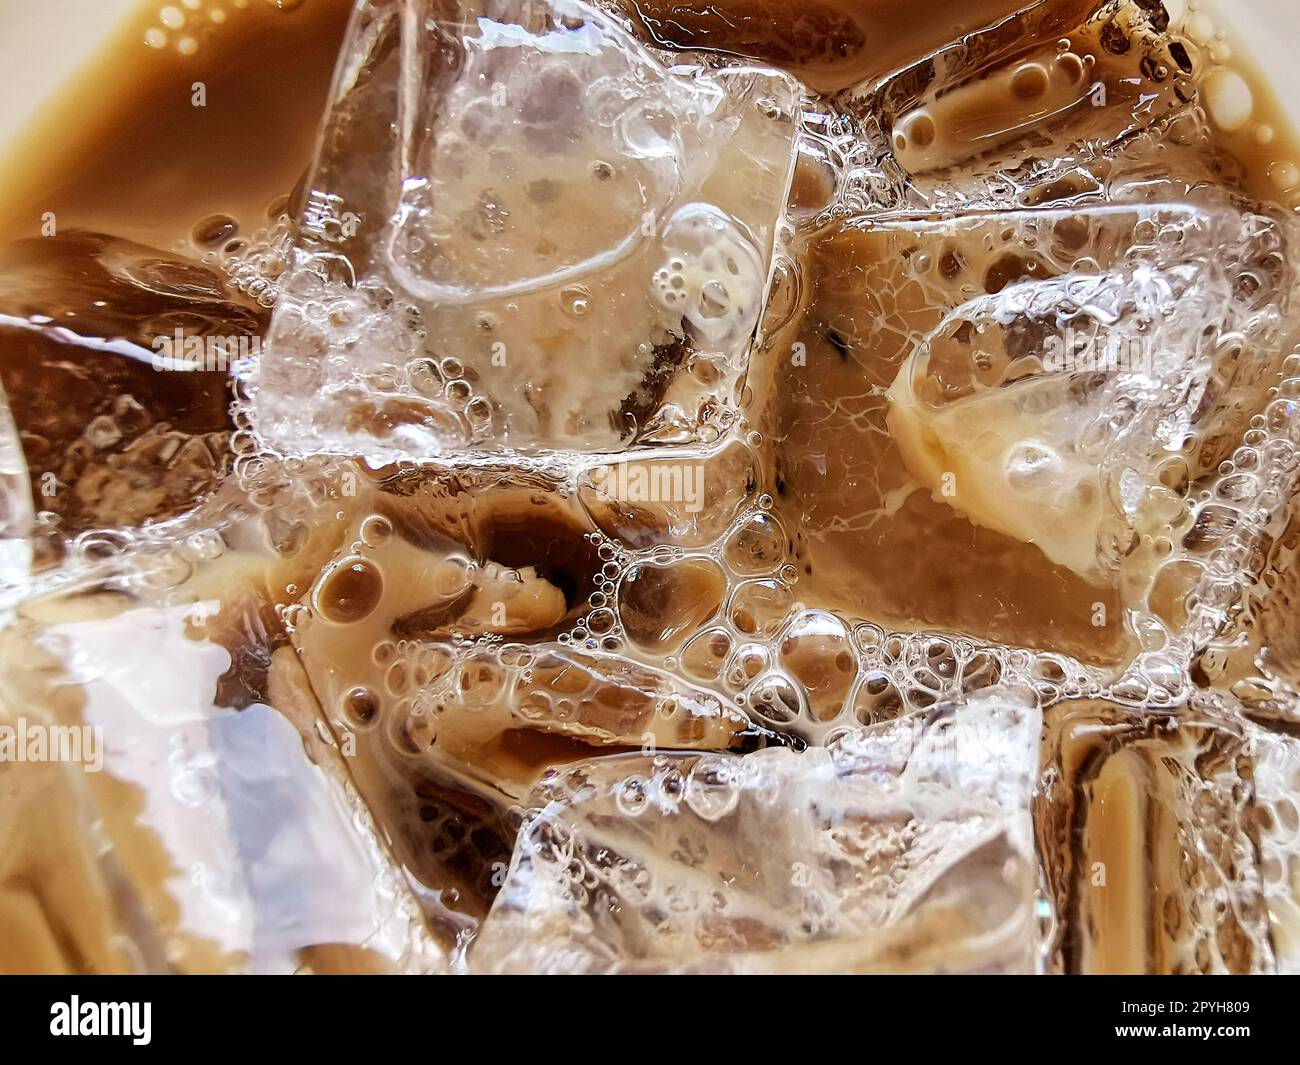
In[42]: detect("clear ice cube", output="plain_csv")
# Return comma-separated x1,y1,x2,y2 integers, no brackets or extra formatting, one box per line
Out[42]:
1245,708,1300,974
253,0,800,460
753,200,1297,671
472,687,1041,973
1,593,442,973
887,256,1224,585
0,234,247,563
1036,695,1275,974
836,0,1206,216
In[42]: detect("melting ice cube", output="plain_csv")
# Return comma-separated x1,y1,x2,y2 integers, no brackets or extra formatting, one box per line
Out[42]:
253,0,800,459
472,687,1041,973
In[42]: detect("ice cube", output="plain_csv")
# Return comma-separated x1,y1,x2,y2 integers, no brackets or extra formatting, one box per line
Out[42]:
471,687,1041,973
886,258,1223,585
1194,480,1300,711
253,0,800,460
1243,706,1300,974
1036,695,1275,974
604,0,1089,95
883,3,1191,171
752,200,1295,669
0,589,443,973
837,0,1208,216
0,234,252,563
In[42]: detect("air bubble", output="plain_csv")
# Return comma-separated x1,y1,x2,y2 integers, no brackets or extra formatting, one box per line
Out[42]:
614,775,650,816
1204,68,1254,133
560,284,592,318
1011,62,1050,100
360,514,392,546
342,687,380,728
316,557,384,624
684,756,742,821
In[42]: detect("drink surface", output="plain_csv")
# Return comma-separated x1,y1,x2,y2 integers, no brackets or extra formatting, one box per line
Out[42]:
0,0,1298,975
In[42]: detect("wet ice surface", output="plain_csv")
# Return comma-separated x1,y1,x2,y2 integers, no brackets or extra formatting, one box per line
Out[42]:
6,0,1300,973
1036,695,1274,974
472,688,1040,973
756,198,1300,678
0,234,249,579
252,0,800,459
1033,690,1300,974
830,0,1210,216
1245,705,1300,974
1,592,444,973
886,222,1227,585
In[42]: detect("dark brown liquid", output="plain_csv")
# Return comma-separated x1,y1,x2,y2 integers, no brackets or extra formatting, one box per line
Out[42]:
0,0,353,560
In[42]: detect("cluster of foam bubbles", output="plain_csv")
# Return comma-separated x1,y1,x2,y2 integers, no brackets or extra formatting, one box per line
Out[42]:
240,276,505,458
262,226,1296,758
1190,341,1300,708
1239,697,1300,969
650,204,767,351
208,175,1300,771
193,207,295,310
263,442,1042,753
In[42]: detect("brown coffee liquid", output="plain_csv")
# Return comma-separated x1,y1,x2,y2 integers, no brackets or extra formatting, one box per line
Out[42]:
616,0,1100,93
2,0,1299,974
0,0,353,248
0,0,353,564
